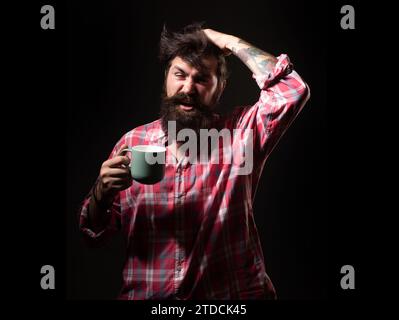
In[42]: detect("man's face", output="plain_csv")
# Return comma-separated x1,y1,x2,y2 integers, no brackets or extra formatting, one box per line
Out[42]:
160,55,225,135
165,56,222,110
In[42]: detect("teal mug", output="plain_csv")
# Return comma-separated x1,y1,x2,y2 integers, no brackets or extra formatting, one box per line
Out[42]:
122,145,166,184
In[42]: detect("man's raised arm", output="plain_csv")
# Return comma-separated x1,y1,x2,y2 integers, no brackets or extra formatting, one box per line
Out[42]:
203,28,310,159
203,28,278,77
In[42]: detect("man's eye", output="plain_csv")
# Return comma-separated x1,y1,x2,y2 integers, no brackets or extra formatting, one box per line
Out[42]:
175,73,184,77
196,77,208,83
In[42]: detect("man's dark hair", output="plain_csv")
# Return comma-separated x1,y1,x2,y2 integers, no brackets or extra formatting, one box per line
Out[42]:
159,22,228,83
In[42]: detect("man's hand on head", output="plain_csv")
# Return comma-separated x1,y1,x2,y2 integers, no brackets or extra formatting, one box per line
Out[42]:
203,28,277,77
202,28,239,56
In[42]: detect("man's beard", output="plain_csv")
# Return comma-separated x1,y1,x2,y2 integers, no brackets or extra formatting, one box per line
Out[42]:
160,92,218,139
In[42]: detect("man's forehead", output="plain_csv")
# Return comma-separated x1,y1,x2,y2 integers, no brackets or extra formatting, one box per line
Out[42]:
170,56,217,74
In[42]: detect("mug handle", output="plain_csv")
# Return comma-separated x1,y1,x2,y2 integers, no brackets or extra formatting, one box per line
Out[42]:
120,148,133,167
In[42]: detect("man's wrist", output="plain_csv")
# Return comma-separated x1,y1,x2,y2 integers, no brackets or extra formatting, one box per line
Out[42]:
93,181,113,209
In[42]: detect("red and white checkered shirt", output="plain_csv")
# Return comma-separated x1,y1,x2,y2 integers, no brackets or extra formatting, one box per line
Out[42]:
79,54,310,299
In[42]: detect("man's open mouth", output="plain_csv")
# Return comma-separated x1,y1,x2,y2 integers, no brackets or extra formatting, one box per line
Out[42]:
179,104,194,111
177,100,196,111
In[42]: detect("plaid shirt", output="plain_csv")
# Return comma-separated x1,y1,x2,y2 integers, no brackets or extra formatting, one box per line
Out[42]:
79,54,310,299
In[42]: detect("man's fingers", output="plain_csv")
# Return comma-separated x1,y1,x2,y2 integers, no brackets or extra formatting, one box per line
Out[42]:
116,144,129,156
105,155,131,168
107,167,130,177
116,144,131,167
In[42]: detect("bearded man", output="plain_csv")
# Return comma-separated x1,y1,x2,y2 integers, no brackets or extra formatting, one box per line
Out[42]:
79,23,310,300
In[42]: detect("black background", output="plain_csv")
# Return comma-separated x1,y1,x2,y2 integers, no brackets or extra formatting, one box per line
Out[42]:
66,0,328,300
12,0,373,308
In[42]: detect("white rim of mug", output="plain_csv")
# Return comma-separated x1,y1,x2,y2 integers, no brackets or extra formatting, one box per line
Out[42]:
132,145,166,153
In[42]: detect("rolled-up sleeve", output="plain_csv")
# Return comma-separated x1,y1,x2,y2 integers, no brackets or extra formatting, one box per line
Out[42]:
234,54,310,158
78,187,122,247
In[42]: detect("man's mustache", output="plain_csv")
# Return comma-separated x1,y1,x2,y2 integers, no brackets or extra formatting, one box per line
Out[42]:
163,93,204,111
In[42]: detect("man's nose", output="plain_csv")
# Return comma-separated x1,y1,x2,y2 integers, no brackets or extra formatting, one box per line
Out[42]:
181,78,195,95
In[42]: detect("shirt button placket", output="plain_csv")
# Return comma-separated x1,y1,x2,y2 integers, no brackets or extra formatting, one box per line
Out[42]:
176,165,185,198
175,163,181,294
174,165,184,294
